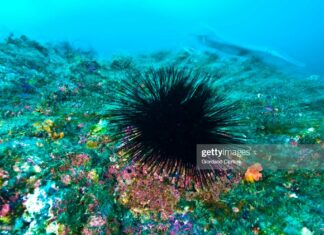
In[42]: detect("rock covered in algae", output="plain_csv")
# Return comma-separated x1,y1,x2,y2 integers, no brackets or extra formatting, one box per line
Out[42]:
0,34,323,234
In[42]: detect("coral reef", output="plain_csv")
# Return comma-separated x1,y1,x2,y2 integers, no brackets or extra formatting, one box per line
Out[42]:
0,35,323,234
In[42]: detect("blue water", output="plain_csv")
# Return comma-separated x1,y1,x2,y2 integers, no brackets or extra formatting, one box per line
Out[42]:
0,0,324,74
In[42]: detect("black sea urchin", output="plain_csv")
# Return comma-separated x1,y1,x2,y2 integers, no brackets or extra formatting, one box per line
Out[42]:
109,67,243,186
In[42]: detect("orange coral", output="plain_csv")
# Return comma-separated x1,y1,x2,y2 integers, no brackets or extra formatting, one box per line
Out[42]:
244,163,263,183
33,119,64,140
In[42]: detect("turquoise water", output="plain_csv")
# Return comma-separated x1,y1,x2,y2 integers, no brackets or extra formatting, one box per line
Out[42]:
1,0,324,74
0,1,323,234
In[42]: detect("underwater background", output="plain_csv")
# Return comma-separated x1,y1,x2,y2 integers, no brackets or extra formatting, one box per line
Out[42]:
1,0,324,74
0,0,323,234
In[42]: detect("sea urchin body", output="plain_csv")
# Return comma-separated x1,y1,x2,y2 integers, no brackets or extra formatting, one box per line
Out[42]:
109,67,243,186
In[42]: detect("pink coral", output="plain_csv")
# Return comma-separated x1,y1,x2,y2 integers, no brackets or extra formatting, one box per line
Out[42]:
89,215,106,227
0,203,10,217
0,168,9,179
61,174,72,185
117,165,180,220
71,154,90,166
